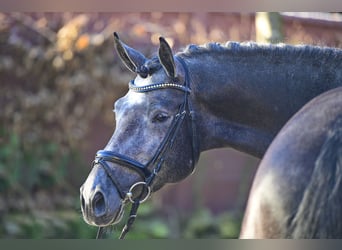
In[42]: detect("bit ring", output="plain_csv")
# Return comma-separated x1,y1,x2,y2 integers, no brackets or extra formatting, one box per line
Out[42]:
126,182,151,204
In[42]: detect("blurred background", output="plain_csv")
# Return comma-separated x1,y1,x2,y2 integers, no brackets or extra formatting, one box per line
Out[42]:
0,12,341,238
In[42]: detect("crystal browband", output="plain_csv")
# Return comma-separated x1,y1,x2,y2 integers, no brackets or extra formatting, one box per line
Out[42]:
129,80,191,93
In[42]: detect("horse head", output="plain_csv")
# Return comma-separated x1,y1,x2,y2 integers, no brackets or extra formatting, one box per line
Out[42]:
80,33,199,229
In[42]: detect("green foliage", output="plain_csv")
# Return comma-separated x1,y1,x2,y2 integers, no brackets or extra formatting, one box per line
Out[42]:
0,130,20,192
1,211,98,238
0,202,241,238
182,209,241,238
0,127,77,193
117,203,171,239
0,125,87,238
106,205,241,239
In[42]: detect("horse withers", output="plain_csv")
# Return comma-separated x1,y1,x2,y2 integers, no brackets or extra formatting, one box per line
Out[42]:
80,33,342,238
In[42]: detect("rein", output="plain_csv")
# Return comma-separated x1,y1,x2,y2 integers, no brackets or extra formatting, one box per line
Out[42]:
93,56,198,239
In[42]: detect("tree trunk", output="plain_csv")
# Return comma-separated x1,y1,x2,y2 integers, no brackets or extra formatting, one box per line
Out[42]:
255,12,283,43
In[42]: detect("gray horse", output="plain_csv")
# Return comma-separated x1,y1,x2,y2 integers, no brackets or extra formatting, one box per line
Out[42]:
80,33,342,238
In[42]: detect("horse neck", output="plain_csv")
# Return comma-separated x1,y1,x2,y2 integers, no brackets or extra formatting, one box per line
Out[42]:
179,43,342,158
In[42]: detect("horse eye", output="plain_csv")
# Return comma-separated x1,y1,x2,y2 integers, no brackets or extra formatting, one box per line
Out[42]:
152,113,169,123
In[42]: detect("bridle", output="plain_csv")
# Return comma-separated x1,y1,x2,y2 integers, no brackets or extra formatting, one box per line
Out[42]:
93,56,199,239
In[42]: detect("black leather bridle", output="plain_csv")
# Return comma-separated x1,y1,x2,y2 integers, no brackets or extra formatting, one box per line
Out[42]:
93,57,198,239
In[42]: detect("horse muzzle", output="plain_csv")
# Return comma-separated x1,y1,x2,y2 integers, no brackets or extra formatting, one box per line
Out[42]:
79,165,126,227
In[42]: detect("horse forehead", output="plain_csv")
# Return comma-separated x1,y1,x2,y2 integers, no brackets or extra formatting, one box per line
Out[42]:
134,70,168,87
134,76,151,87
117,74,170,109
116,91,147,110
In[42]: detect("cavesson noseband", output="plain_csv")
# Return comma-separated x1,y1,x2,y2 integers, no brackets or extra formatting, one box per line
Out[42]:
93,56,198,239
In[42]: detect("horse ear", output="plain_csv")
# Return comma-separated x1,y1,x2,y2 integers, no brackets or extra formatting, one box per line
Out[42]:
113,32,147,73
158,37,176,78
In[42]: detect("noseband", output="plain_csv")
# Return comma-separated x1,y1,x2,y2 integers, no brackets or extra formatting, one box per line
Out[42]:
93,57,198,239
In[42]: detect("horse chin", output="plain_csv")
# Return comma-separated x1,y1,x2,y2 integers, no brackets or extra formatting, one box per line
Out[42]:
103,202,128,227
109,204,126,225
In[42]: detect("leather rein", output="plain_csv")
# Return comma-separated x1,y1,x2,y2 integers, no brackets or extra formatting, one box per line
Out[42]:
93,57,198,239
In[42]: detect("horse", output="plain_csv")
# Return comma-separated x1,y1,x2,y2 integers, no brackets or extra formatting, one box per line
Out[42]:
80,32,342,238
240,87,342,238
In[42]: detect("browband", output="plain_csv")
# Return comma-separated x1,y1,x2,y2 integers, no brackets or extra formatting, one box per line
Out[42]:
129,81,191,93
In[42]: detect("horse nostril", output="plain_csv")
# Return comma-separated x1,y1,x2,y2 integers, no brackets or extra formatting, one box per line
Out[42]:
92,191,106,217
